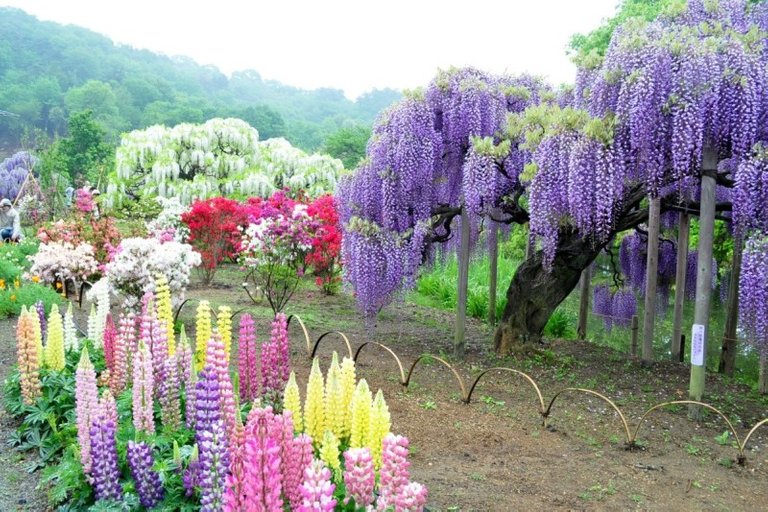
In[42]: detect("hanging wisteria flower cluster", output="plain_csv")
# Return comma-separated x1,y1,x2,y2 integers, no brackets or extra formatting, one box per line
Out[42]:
339,0,768,319
0,151,35,200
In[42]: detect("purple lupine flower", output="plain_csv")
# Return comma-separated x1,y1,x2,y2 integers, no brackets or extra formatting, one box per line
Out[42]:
284,434,314,510
198,419,230,512
183,449,200,498
35,300,47,342
127,441,164,508
194,366,222,439
89,415,123,502
159,355,181,431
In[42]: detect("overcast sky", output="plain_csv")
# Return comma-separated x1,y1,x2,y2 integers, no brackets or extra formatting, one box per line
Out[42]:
3,0,618,99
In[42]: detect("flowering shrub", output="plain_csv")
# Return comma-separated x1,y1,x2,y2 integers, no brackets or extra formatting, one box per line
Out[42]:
105,237,201,307
240,198,319,313
28,242,100,285
306,194,342,294
37,216,122,267
181,196,248,284
146,196,190,243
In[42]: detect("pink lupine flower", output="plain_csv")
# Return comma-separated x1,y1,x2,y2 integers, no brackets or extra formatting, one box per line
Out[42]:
132,340,155,435
75,347,98,474
298,459,336,512
395,481,428,512
103,314,116,373
110,312,135,394
98,390,118,427
237,314,258,401
242,419,283,511
159,355,181,430
377,433,411,509
343,447,375,508
261,313,290,394
283,433,314,510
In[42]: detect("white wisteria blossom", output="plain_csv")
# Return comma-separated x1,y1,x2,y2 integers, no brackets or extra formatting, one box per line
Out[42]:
106,118,346,206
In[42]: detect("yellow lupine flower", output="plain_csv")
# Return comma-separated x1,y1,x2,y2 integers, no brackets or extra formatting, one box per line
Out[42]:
216,305,232,361
368,389,391,469
319,430,341,477
339,356,357,438
31,275,40,283
284,371,303,432
304,357,325,445
0,278,5,289
324,361,345,440
195,301,212,372
44,304,66,371
349,379,372,449
31,304,44,367
154,276,175,355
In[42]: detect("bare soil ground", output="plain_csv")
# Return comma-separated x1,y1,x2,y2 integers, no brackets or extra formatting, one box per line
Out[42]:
1,266,766,511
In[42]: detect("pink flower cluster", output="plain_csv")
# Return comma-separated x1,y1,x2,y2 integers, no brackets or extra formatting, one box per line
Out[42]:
261,313,290,393
237,314,258,402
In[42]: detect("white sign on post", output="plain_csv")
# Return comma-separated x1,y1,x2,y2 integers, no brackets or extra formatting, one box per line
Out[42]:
691,324,705,366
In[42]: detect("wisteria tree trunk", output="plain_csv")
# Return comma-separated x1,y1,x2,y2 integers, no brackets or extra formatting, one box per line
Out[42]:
494,229,603,355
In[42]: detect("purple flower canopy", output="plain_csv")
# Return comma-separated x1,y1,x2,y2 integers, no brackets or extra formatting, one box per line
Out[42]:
0,151,36,200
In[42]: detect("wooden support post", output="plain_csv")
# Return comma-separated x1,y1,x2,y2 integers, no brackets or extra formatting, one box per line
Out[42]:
455,208,470,359
488,221,498,326
719,236,742,376
642,197,661,364
689,147,718,418
671,212,689,361
630,315,639,357
760,351,767,395
577,266,591,340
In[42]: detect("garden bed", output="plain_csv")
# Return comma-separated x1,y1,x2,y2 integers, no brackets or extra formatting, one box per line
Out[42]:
0,264,766,510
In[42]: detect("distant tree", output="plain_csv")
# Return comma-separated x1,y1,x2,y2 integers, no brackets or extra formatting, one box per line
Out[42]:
64,80,125,137
57,110,114,183
229,105,286,140
322,124,371,170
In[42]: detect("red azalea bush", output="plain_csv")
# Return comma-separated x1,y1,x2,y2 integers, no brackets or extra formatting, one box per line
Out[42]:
181,197,249,284
306,194,342,294
178,191,342,292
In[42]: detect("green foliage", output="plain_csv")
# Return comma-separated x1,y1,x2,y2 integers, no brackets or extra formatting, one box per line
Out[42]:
0,239,62,318
413,234,522,322
323,124,372,170
0,8,402,152
569,0,679,59
544,308,576,339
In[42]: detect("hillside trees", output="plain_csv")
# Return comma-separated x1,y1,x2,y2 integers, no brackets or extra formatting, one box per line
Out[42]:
338,0,768,356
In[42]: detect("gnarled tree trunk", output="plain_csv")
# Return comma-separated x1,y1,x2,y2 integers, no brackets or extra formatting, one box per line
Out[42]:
494,229,604,355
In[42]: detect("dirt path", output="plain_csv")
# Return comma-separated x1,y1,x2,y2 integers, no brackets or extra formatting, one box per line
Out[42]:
0,318,48,511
